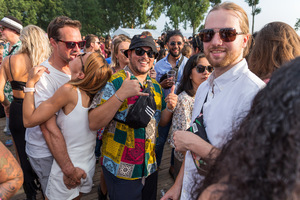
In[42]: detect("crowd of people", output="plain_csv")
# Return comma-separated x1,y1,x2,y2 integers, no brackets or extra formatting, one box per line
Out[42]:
0,1,300,200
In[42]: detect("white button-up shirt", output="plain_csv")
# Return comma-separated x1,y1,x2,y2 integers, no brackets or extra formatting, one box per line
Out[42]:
180,59,265,200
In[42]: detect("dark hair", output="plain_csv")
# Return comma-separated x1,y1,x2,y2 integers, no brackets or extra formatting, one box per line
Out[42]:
165,30,184,43
141,31,152,37
47,16,81,40
197,57,300,200
192,34,203,53
248,22,300,80
85,34,98,48
176,53,206,96
157,48,168,62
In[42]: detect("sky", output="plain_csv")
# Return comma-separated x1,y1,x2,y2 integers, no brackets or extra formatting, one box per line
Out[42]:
152,0,300,36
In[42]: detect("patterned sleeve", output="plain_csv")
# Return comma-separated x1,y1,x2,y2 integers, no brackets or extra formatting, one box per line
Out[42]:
169,92,194,147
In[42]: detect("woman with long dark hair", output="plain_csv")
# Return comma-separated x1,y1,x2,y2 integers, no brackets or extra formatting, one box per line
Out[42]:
169,53,212,179
198,57,300,200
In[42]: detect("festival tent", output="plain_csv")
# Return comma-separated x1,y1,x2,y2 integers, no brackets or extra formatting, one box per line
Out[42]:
111,28,162,39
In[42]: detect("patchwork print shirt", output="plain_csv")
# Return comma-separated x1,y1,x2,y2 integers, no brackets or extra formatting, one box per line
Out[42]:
98,68,166,180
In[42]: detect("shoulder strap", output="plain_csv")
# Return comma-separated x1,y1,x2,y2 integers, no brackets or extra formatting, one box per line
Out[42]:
173,56,184,80
7,45,17,56
9,56,14,81
173,56,184,72
200,92,209,115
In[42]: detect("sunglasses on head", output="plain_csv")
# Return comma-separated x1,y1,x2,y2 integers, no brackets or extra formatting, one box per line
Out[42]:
57,39,86,49
196,65,213,73
170,41,182,46
0,26,7,31
79,53,86,71
135,47,156,58
199,28,244,43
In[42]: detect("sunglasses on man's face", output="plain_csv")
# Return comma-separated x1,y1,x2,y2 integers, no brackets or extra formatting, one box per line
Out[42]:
0,26,7,31
135,47,156,58
95,41,101,45
169,41,182,46
57,39,86,49
199,28,244,43
196,65,213,73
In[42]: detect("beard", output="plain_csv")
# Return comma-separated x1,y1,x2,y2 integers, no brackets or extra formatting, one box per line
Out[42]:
169,48,181,58
205,48,240,69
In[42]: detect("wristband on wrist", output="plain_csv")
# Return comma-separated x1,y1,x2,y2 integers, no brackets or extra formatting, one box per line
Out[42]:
166,107,175,113
23,87,36,93
114,93,124,103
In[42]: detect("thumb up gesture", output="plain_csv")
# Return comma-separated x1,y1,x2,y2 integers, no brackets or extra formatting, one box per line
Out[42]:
165,85,178,112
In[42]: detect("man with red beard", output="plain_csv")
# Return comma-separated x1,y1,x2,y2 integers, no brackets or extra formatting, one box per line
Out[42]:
89,34,177,200
162,2,265,200
154,30,188,174
25,16,87,197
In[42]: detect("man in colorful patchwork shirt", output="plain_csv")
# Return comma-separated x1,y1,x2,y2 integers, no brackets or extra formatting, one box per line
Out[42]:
89,34,177,200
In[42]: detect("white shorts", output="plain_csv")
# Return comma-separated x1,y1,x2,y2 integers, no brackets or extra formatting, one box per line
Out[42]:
46,160,95,200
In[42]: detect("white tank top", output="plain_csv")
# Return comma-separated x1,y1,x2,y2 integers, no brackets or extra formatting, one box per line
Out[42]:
57,87,96,171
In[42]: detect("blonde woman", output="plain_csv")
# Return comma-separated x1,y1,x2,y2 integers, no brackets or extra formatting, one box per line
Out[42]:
111,34,131,73
0,24,51,199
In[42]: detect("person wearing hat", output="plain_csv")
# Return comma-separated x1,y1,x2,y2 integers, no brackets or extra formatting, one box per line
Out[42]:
89,34,178,200
0,16,23,146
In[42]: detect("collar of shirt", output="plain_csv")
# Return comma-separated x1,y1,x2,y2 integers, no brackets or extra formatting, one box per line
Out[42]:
162,53,183,66
208,59,247,95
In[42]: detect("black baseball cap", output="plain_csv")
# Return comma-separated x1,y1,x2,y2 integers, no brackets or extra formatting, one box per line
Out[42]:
124,34,158,57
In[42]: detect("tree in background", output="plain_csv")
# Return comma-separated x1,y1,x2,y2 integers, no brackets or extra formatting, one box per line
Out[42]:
182,0,210,35
245,0,261,34
295,18,300,31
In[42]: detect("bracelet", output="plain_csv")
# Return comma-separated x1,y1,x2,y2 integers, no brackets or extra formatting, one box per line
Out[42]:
23,87,36,93
114,93,124,103
166,107,175,113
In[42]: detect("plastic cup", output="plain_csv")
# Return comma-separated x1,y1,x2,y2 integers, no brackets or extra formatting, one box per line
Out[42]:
167,70,176,85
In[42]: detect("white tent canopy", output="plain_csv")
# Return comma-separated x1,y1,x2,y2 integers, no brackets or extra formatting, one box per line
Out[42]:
111,28,162,39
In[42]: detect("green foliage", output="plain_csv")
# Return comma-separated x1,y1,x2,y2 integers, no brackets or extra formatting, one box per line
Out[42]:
209,0,221,6
245,0,261,34
295,18,300,31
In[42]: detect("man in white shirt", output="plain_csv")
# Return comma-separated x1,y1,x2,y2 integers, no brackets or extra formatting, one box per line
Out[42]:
25,16,86,197
162,2,265,200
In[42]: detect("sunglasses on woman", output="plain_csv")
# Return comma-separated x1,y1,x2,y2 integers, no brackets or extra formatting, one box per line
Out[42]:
57,39,86,49
199,28,244,43
80,53,86,71
135,47,156,58
196,65,213,73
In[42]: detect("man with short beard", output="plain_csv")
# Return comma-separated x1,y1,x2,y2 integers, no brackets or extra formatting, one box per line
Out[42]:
162,2,265,200
154,30,188,174
89,34,178,200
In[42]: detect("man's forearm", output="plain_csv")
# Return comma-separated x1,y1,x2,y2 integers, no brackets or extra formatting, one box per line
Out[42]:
40,116,75,176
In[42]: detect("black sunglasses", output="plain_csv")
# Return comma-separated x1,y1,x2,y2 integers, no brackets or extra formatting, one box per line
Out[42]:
57,39,86,49
80,53,86,71
135,47,156,58
196,65,213,73
199,28,244,43
170,41,182,46
95,41,101,45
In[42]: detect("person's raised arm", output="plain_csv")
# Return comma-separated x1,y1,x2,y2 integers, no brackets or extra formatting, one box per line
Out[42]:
22,66,70,127
159,85,177,126
89,71,148,131
0,141,24,200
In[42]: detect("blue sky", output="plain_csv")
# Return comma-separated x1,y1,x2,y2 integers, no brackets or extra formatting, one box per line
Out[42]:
153,0,300,36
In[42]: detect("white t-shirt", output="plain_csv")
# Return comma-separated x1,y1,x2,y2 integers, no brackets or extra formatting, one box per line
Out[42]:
25,59,71,158
180,59,265,200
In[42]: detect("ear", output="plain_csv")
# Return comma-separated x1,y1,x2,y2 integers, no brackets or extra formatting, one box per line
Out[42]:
78,71,85,80
127,49,132,58
50,38,58,48
242,33,250,48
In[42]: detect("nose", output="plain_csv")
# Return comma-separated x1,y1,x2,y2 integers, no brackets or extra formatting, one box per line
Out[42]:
73,43,81,52
210,32,223,45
